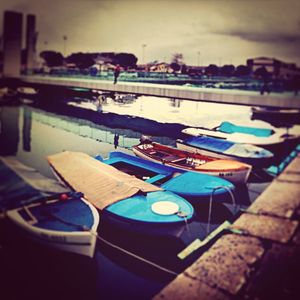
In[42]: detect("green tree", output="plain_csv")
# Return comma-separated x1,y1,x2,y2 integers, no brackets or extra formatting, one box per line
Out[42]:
220,64,235,77
40,51,64,67
235,65,250,76
205,64,219,76
114,53,138,69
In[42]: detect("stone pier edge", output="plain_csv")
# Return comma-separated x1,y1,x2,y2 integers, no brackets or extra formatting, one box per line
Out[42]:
154,153,300,300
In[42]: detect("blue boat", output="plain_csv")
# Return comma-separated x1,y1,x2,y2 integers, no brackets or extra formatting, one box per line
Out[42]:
176,135,274,168
47,151,196,227
47,151,235,272
103,190,194,228
96,151,235,203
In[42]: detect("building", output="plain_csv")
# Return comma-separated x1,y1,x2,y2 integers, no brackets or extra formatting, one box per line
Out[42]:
149,62,173,73
247,57,300,79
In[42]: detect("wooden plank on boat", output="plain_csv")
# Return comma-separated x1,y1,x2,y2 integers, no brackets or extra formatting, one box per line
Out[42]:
47,151,162,210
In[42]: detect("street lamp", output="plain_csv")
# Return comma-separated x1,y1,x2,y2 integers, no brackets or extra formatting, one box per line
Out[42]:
63,35,68,56
142,44,147,64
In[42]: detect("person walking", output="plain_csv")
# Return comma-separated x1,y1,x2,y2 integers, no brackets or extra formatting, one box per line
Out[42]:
114,133,119,149
114,64,121,84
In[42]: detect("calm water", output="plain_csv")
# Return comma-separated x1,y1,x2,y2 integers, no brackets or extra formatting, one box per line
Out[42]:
0,93,277,300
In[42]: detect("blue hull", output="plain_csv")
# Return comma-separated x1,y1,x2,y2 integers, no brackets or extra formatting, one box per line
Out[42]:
96,151,235,203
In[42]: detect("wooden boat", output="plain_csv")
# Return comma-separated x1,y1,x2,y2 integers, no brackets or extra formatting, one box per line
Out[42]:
97,151,236,202
181,121,291,147
176,135,274,168
129,144,251,184
6,192,100,258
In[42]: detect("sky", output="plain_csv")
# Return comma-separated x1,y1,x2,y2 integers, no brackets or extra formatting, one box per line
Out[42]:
1,0,300,66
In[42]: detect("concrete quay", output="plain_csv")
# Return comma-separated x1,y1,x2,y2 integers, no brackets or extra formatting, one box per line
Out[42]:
154,153,300,300
20,75,300,109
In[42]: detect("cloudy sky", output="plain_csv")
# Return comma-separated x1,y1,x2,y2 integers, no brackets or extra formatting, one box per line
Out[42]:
1,0,300,66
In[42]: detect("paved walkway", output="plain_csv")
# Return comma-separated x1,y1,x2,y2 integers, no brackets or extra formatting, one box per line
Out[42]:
20,75,300,108
154,152,300,300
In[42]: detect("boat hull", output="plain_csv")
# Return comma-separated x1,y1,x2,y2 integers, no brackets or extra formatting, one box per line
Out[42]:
132,146,249,184
7,198,99,258
176,140,274,168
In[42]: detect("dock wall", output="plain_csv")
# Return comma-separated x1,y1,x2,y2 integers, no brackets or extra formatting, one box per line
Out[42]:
20,75,300,109
154,153,300,299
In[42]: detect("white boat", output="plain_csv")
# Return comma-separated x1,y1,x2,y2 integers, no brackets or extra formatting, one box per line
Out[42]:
181,121,299,147
176,135,274,168
7,193,100,258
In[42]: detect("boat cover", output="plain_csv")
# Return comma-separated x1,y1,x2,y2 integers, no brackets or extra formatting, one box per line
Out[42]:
184,136,234,152
0,157,68,211
219,121,273,137
47,151,162,210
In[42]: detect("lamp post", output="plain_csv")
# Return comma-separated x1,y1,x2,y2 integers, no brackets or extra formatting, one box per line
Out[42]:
142,44,147,64
63,35,68,57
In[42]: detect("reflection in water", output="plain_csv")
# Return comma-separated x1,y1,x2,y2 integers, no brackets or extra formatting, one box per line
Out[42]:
22,106,32,152
30,106,174,149
170,98,181,108
0,106,19,155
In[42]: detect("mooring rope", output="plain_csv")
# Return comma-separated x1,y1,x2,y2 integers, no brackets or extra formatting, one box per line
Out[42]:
93,232,180,276
207,185,236,235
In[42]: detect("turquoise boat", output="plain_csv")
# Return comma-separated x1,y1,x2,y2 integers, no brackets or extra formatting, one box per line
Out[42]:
96,151,235,203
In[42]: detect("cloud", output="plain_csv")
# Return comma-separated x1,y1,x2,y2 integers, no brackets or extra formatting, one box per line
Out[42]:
213,30,300,44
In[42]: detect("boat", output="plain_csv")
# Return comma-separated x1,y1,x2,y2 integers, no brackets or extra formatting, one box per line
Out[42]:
6,192,100,258
251,106,300,125
97,151,236,202
127,143,251,184
176,135,274,168
47,151,196,227
0,156,100,258
181,121,291,147
46,151,234,272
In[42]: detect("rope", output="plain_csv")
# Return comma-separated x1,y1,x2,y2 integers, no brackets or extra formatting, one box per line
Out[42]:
93,232,179,276
20,202,181,276
206,185,236,235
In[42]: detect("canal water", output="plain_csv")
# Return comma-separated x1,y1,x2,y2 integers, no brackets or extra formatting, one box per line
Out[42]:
0,92,290,300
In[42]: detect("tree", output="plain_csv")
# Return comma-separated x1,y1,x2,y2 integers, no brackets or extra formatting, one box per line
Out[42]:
235,65,251,77
220,64,235,77
66,52,95,69
40,51,64,67
181,64,188,74
254,66,269,78
170,62,180,72
171,53,184,65
114,53,137,69
205,64,219,76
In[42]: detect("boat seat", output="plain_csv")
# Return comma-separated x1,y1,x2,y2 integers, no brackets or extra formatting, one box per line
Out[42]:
145,174,168,184
162,155,186,163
